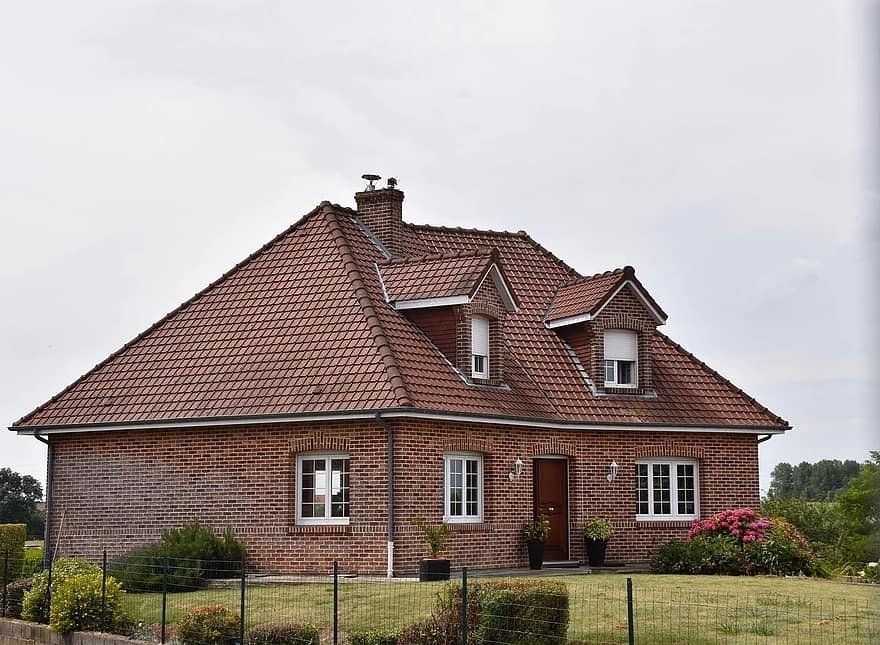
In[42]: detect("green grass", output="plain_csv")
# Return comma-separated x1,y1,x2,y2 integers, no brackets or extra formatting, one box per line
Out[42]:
121,573,880,644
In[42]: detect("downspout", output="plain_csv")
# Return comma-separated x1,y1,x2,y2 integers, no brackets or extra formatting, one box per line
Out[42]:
376,412,394,578
33,429,52,568
757,434,773,444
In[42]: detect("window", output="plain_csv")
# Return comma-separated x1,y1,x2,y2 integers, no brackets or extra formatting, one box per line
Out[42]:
604,329,637,387
296,454,350,525
471,316,490,379
444,454,483,522
636,459,698,520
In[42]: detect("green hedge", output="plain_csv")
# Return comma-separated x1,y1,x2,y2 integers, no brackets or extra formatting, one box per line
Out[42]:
22,557,99,624
49,571,130,634
176,605,240,645
0,524,27,580
247,621,320,644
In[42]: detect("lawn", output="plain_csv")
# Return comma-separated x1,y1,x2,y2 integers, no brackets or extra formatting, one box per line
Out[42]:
122,573,880,644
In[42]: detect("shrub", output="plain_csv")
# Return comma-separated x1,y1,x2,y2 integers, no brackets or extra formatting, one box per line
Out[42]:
3,577,32,619
748,517,817,576
22,548,44,576
247,621,320,644
175,605,240,645
397,614,460,644
110,522,245,592
0,524,27,579
346,628,399,644
688,508,771,545
651,539,694,574
861,562,879,583
22,557,99,624
410,517,452,559
49,571,130,634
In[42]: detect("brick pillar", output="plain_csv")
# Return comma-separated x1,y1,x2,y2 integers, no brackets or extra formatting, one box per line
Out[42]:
354,187,405,257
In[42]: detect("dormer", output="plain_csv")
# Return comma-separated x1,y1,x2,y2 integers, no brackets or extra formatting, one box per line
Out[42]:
377,249,518,385
545,266,667,394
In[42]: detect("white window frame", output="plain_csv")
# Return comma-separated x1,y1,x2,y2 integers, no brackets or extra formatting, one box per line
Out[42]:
635,459,699,521
296,453,351,525
444,453,483,523
604,329,638,388
471,316,490,379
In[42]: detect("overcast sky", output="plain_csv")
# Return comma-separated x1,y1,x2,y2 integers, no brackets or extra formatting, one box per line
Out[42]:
1,1,876,495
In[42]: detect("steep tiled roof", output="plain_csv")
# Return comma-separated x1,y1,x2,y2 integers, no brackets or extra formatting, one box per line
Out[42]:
378,250,495,303
545,266,667,325
12,199,788,430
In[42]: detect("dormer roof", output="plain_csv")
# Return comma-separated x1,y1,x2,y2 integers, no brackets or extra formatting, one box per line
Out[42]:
544,265,668,328
378,249,518,312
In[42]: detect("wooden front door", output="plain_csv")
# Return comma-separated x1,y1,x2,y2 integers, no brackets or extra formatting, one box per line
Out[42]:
534,458,569,560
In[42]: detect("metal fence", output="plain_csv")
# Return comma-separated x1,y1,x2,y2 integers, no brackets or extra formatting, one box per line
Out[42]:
3,551,880,644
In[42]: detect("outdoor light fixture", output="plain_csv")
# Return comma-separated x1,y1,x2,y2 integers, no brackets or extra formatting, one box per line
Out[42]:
509,457,524,481
606,460,619,482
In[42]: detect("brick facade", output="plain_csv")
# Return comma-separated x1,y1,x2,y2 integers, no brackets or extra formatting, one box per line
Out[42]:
47,419,758,575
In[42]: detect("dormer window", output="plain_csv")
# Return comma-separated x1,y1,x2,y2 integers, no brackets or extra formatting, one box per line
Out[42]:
471,316,490,379
604,330,637,388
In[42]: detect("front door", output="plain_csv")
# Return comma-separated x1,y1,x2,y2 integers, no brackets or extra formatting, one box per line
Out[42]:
534,458,569,560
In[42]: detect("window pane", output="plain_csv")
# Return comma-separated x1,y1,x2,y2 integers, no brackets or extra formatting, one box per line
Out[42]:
652,464,671,514
465,459,479,516
677,464,695,515
330,458,350,518
604,360,615,382
617,360,634,385
636,464,649,514
473,354,485,374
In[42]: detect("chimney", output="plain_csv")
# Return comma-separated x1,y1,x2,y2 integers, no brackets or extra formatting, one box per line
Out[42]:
354,174,404,257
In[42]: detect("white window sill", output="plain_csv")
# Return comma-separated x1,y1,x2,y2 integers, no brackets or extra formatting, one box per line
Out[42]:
444,516,482,524
636,514,697,523
296,518,351,526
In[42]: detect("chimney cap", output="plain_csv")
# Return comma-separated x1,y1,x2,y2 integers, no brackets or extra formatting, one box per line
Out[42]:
361,174,381,191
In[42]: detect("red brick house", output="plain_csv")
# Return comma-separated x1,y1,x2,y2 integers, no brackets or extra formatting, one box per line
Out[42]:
11,177,788,575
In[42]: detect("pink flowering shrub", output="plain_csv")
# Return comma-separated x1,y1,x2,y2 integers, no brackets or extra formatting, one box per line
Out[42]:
688,508,772,545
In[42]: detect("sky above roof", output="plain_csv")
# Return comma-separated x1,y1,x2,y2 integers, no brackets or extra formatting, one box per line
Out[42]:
1,1,876,493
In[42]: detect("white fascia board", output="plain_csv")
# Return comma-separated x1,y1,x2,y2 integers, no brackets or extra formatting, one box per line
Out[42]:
594,280,667,325
14,408,787,436
545,312,592,329
391,295,470,310
478,264,518,313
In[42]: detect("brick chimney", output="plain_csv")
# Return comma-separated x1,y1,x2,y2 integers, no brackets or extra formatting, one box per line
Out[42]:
354,175,404,257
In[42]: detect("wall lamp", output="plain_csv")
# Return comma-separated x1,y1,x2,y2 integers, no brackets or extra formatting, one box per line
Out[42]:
606,460,619,482
509,458,524,481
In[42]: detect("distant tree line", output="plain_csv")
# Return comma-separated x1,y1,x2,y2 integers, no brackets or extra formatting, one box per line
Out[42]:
768,459,862,501
762,452,879,569
0,467,45,539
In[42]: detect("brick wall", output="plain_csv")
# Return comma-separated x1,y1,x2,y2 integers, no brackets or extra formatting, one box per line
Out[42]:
456,277,508,384
47,419,758,576
404,307,457,360
354,188,404,257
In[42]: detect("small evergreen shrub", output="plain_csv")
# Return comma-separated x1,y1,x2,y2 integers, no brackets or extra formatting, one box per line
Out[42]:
346,628,399,644
175,605,240,645
110,522,245,592
0,524,27,579
48,571,130,634
3,577,33,619
247,621,319,644
22,557,99,624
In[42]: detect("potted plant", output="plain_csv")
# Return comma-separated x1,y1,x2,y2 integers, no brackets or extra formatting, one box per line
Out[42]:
411,517,453,581
523,515,551,570
583,517,614,567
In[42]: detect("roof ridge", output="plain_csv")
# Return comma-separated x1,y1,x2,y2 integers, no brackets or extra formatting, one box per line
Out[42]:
563,266,629,287
654,330,790,428
379,248,494,266
323,206,413,408
12,204,327,428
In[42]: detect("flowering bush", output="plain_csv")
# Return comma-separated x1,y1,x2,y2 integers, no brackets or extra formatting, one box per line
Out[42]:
688,508,772,545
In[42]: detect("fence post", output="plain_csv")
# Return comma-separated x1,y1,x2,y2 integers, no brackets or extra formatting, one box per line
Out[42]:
239,554,246,645
2,550,8,618
626,577,635,645
160,556,168,644
333,560,339,645
461,567,468,645
100,548,107,632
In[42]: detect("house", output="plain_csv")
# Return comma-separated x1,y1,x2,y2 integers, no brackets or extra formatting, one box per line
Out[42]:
10,176,789,575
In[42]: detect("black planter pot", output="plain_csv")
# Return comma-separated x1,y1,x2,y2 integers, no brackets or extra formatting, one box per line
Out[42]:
526,539,545,570
419,558,451,582
585,539,608,567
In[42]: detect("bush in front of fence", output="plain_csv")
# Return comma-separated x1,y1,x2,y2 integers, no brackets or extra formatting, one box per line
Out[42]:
247,621,321,644
48,570,133,634
176,605,240,645
22,557,99,624
3,576,33,618
346,628,402,644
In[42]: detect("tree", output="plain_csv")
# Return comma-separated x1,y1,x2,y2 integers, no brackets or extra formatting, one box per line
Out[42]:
836,452,880,562
768,459,862,501
0,468,44,538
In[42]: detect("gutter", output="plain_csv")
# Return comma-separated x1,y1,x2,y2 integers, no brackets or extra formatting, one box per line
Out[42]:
757,434,774,444
375,412,394,578
33,429,52,568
